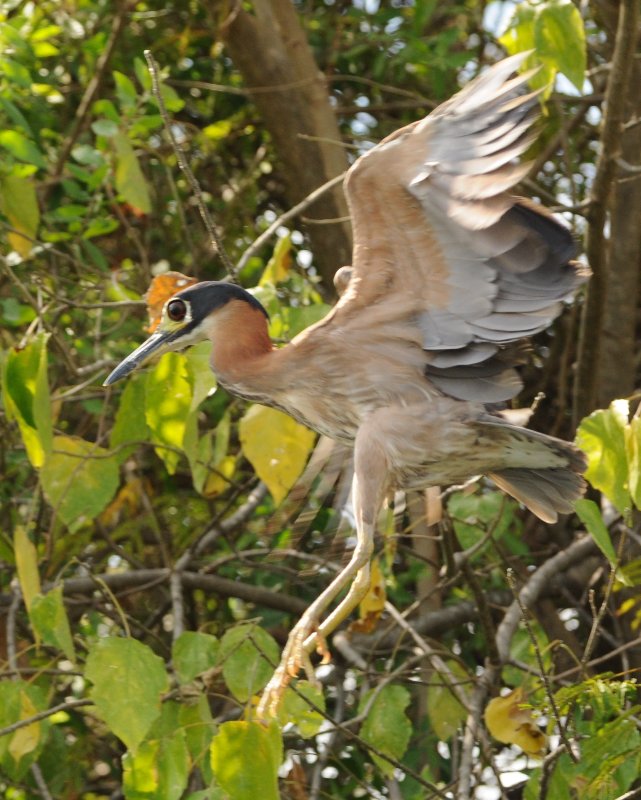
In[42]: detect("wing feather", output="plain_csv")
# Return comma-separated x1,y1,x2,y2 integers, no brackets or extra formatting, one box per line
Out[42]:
332,53,586,404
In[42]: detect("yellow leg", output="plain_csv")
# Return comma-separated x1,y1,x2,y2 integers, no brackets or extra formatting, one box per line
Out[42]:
256,427,388,719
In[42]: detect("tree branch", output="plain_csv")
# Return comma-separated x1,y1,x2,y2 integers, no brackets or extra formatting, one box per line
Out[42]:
495,536,597,662
0,569,308,617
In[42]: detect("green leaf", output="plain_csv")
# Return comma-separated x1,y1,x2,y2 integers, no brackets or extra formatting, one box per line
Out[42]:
203,119,234,141
110,374,149,463
0,172,40,256
72,143,104,166
86,637,169,753
279,680,325,738
239,405,316,505
359,684,412,776
210,720,282,800
83,216,119,239
30,585,75,660
576,400,631,513
145,352,193,474
575,499,618,568
122,740,159,798
179,696,216,780
92,119,119,138
0,130,46,168
2,58,32,88
0,297,36,327
156,732,190,800
283,303,332,338
625,416,641,510
123,732,190,800
218,623,280,703
499,5,536,56
134,57,152,92
172,631,219,684
14,525,41,615
184,340,217,411
31,24,62,42
114,131,151,213
2,333,52,467
113,70,138,109
535,0,586,91
426,662,467,740
0,97,33,135
498,7,555,98
158,83,184,113
0,681,49,778
40,435,120,531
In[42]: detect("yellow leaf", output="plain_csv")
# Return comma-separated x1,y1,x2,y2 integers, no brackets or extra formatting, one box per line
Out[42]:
99,476,152,526
202,454,237,497
145,352,192,474
239,405,315,505
14,525,41,614
2,333,52,467
485,687,547,756
0,173,40,257
259,234,292,286
9,690,40,761
350,557,386,634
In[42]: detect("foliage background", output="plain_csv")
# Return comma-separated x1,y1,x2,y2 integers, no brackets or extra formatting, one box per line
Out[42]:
1,1,641,798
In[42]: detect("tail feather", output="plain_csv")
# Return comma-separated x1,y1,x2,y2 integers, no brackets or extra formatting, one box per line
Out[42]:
489,466,586,523
483,419,587,522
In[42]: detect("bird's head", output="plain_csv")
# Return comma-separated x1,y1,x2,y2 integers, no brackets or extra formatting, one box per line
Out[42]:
103,281,268,386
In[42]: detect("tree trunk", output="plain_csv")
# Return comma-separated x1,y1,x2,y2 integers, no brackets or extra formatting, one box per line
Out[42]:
595,15,641,408
216,0,352,295
573,0,641,422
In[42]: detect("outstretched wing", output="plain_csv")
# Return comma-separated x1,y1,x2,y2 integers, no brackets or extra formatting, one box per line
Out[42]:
333,53,586,403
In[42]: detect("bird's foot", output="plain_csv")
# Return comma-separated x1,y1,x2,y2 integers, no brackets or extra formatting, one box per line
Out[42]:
256,615,330,719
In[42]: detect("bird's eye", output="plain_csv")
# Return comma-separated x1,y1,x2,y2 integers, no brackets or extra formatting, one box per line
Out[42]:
167,298,187,322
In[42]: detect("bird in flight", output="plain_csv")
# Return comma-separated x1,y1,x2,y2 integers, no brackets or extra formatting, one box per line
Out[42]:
105,52,587,716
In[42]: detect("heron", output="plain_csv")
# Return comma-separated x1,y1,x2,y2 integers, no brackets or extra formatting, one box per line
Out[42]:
104,53,588,717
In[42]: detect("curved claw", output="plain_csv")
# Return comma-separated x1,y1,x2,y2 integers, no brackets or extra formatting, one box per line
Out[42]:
255,615,323,719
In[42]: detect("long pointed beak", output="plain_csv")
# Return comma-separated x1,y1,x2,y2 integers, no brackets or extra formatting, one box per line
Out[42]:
103,331,173,386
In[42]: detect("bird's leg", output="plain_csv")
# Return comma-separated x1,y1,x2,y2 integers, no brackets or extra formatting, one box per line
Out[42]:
257,423,389,718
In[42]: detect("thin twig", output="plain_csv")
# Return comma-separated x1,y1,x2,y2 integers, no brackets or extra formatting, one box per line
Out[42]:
614,789,641,800
30,764,53,800
170,483,269,636
615,156,641,174
538,744,567,800
457,666,500,800
236,172,346,272
169,570,185,641
579,554,620,676
495,536,597,661
143,50,237,279
0,699,92,739
385,602,471,711
309,672,345,800
507,570,578,764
